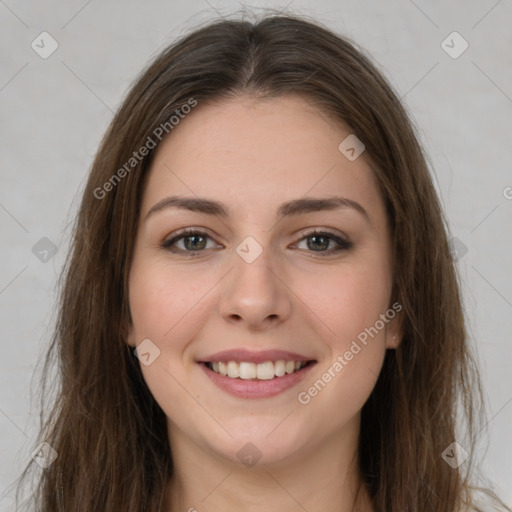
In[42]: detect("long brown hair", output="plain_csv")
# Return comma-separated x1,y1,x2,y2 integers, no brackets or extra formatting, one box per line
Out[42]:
11,10,510,512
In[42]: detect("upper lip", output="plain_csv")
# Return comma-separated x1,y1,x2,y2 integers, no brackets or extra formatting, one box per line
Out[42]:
197,349,315,364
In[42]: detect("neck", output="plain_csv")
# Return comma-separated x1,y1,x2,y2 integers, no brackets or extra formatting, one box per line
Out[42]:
166,417,374,512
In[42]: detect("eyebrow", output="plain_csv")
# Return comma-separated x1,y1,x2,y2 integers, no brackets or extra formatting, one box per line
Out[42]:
145,195,370,223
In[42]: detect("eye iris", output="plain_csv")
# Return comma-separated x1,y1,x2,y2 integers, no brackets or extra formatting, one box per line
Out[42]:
308,234,329,251
185,234,206,250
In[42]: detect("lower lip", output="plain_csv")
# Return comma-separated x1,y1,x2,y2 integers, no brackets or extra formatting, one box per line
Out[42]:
198,362,316,399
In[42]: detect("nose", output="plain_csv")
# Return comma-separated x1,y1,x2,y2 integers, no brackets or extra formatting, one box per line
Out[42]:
217,241,293,331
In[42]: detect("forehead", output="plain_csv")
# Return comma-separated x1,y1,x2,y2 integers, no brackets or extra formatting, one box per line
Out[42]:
140,94,385,228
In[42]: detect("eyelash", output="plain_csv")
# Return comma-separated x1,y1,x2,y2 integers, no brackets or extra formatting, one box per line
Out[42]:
161,228,352,257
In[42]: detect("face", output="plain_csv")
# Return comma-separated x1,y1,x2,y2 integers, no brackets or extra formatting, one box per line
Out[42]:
127,93,401,468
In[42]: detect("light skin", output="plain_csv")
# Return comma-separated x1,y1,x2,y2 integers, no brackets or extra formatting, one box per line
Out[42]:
126,93,402,512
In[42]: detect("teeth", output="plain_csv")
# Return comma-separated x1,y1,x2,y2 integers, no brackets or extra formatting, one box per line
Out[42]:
227,361,240,378
218,362,228,376
274,360,286,377
239,362,256,379
256,361,274,380
207,360,308,379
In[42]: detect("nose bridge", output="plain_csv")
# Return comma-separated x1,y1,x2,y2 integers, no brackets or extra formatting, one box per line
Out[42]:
232,234,279,300
218,233,291,327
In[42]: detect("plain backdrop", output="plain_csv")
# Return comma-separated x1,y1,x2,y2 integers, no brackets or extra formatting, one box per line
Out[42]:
1,0,511,509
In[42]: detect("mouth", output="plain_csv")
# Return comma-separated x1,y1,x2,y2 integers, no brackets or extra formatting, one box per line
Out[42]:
197,359,317,399
203,359,315,380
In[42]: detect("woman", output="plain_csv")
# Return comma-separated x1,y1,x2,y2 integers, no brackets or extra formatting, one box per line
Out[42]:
12,11,510,512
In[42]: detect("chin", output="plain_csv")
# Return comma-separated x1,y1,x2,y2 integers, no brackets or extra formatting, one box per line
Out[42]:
206,421,308,469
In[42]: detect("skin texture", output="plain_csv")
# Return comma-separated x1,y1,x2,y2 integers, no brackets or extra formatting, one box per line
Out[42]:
126,93,402,512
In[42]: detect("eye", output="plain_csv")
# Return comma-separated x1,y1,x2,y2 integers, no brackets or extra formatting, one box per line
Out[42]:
161,228,220,256
293,229,352,255
161,228,352,256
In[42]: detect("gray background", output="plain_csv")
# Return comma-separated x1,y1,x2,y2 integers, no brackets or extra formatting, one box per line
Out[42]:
1,0,511,508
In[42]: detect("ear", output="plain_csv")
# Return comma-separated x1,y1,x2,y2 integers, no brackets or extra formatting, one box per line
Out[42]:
124,319,137,349
385,306,403,350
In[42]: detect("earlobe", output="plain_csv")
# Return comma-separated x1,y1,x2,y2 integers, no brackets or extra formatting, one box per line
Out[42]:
387,331,403,349
386,306,403,349
125,323,137,348
386,315,403,349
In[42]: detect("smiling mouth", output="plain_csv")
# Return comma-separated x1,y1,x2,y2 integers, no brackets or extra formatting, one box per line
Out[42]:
203,360,316,380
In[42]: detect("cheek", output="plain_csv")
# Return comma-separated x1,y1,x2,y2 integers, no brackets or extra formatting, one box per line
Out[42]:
128,265,201,414
297,258,392,344
296,274,388,417
293,255,391,403
128,261,205,344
